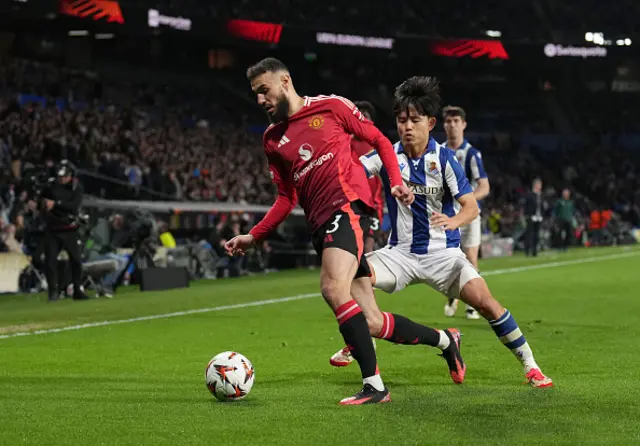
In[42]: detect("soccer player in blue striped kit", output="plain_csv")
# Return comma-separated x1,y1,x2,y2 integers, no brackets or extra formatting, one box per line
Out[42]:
442,105,491,320
330,76,553,388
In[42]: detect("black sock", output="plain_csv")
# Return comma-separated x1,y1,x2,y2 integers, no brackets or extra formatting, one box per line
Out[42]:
377,312,440,347
335,300,378,379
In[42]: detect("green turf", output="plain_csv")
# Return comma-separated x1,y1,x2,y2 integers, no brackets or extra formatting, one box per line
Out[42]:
1,246,640,445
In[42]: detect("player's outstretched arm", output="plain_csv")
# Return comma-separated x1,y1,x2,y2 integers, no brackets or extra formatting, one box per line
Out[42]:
224,234,256,257
225,179,297,257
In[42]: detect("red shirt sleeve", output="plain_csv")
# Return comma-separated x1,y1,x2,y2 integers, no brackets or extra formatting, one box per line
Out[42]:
249,150,298,242
369,176,384,221
331,96,403,187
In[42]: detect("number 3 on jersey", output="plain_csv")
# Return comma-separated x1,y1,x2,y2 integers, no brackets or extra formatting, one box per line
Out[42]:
326,214,342,234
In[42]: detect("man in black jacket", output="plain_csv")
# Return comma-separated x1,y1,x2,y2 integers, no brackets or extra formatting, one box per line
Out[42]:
523,178,544,257
42,162,89,301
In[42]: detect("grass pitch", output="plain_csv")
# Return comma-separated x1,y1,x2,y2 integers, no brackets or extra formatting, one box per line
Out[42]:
1,246,640,445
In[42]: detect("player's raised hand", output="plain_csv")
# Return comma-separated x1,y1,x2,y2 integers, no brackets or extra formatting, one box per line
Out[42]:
224,234,255,256
391,184,415,206
430,212,458,231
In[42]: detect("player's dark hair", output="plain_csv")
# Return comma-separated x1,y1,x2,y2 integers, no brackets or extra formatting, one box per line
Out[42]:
442,105,467,121
393,76,441,118
354,100,377,122
246,58,289,81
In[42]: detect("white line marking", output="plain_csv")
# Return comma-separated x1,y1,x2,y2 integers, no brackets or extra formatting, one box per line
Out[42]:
1,251,637,340
0,294,322,340
481,251,638,276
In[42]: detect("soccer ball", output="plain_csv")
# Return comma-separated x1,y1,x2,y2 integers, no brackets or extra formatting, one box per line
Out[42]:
205,351,255,401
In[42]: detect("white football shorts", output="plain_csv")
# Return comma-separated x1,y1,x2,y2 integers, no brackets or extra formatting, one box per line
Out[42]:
366,246,480,299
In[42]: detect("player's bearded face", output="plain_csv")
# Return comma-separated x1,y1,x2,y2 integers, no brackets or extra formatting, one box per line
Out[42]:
252,73,290,124
396,109,435,149
268,91,290,123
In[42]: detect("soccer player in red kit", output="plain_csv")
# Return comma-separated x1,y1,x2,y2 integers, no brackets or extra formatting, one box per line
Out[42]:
225,58,446,405
351,101,384,253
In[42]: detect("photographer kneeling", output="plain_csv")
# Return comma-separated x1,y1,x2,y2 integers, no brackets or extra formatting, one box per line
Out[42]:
42,162,89,301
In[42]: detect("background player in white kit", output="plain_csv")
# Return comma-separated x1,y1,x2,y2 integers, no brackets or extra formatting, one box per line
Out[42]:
442,106,490,320
330,76,553,388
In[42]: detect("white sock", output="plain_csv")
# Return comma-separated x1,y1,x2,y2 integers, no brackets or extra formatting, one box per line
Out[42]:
363,374,385,391
465,304,476,312
518,345,539,373
436,330,450,350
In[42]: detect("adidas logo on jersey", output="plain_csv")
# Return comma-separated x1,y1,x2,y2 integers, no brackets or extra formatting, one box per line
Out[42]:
278,135,290,148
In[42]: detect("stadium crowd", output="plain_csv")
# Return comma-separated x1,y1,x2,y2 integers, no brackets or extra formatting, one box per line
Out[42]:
0,58,274,204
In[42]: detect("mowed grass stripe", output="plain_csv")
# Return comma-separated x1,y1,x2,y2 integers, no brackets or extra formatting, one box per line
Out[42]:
1,250,636,340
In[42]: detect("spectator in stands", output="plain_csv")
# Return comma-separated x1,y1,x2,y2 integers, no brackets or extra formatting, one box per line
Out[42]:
487,208,502,235
0,181,15,223
158,222,177,249
589,206,603,246
0,215,22,253
554,188,575,251
86,213,133,294
1,225,22,253
124,157,143,196
523,178,544,256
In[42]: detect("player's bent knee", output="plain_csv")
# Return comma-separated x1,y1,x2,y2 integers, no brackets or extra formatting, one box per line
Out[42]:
460,277,502,320
320,278,350,309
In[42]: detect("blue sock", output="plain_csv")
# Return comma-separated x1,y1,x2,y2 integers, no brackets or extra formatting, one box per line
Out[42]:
489,310,538,371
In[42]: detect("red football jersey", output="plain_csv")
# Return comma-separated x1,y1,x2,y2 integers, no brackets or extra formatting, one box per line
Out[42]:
249,95,401,240
351,137,384,222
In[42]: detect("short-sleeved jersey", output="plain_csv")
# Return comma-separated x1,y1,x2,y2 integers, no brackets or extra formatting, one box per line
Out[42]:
351,137,384,221
443,139,487,210
263,95,376,232
360,138,473,254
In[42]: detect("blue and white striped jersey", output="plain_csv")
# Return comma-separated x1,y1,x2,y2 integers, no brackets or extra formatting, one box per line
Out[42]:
361,138,473,254
443,139,487,210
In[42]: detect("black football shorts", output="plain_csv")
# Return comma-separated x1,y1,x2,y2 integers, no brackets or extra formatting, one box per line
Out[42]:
311,200,371,278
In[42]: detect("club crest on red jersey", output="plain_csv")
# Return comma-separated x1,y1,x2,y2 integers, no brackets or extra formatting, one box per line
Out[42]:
308,115,325,130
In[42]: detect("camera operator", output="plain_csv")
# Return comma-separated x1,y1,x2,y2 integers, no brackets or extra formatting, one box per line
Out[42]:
41,162,89,301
